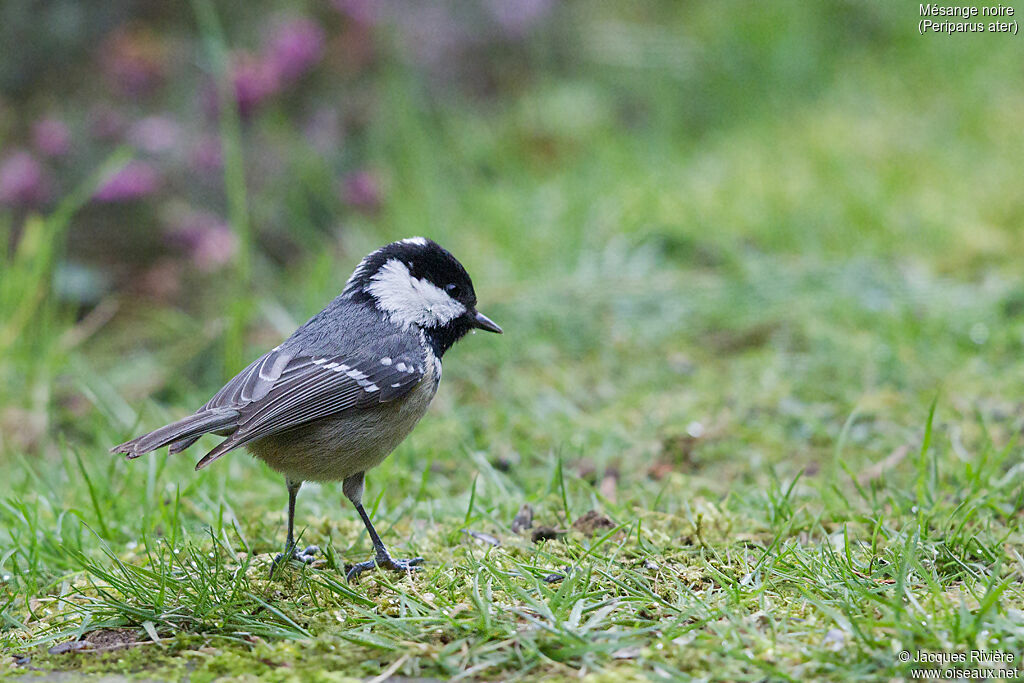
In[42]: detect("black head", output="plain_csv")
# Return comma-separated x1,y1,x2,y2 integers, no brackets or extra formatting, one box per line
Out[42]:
344,237,502,355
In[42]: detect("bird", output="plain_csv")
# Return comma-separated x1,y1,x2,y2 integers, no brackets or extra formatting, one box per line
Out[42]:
111,237,502,580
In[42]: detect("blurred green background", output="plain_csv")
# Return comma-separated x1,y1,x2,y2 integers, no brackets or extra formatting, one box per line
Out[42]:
4,1,1024,679
3,0,1021,434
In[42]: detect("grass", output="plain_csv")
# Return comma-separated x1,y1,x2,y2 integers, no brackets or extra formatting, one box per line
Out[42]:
3,3,1024,680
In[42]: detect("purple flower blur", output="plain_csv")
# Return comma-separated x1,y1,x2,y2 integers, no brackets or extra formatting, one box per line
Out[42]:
227,53,280,119
190,135,223,173
203,20,323,121
33,118,72,158
193,225,238,272
341,170,382,213
266,18,326,84
128,116,181,154
0,152,52,207
94,161,161,202
165,210,237,272
485,0,555,36
332,0,378,26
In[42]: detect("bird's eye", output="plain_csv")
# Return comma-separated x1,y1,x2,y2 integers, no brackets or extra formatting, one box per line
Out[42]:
445,283,460,297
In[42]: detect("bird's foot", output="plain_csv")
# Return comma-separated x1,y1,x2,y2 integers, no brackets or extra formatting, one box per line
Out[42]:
346,554,424,582
270,544,320,575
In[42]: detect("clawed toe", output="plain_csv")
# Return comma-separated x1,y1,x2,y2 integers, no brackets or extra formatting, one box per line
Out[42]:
295,544,320,563
346,556,424,582
345,559,376,581
270,544,321,576
391,556,424,571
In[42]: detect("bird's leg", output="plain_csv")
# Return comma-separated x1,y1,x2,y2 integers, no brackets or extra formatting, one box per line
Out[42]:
343,472,423,581
272,479,318,571
349,502,424,576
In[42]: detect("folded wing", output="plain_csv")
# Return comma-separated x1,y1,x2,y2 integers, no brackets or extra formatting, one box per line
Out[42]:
192,348,427,469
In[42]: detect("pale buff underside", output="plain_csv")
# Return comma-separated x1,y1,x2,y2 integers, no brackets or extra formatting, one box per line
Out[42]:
246,362,438,482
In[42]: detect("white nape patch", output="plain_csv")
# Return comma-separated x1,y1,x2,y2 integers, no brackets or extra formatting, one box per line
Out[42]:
366,258,466,330
380,357,392,366
343,238,427,296
342,253,375,296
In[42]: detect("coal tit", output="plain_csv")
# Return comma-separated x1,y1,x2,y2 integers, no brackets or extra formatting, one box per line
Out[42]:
112,237,502,580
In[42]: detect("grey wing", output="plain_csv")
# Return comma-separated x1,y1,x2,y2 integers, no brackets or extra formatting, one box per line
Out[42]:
193,349,427,469
203,346,296,409
167,347,295,454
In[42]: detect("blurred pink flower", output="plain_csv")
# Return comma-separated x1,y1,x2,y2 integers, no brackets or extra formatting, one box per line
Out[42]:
32,118,71,158
207,53,279,120
128,116,181,154
165,210,237,272
234,55,280,108
98,25,167,97
193,225,238,271
341,170,381,212
203,20,323,122
0,152,52,206
332,0,378,26
390,5,467,69
189,135,223,173
94,161,161,202
266,18,325,84
485,0,555,36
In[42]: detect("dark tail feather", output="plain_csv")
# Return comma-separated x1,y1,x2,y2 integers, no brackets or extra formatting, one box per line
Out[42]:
168,435,202,455
194,435,244,471
111,409,239,459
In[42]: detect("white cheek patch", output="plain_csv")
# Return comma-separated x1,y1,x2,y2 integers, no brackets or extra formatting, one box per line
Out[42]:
366,258,466,329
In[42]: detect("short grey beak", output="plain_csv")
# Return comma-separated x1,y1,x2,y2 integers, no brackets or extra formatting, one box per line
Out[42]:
472,310,503,334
